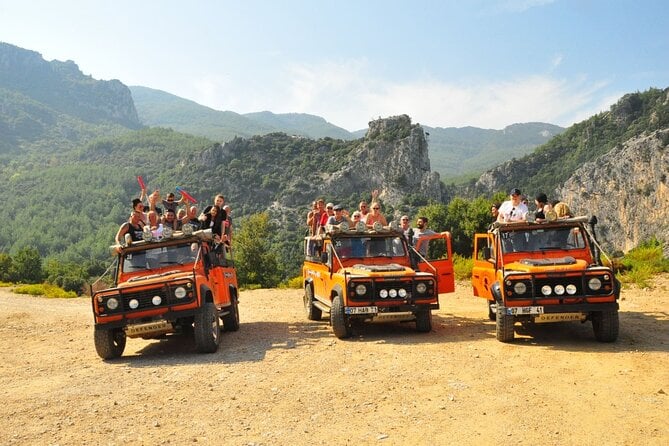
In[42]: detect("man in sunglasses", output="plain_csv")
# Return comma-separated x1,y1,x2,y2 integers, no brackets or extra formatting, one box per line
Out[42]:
497,188,529,223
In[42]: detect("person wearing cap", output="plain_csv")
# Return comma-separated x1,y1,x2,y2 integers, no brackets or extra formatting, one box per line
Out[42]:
326,205,352,226
497,188,529,223
318,202,336,234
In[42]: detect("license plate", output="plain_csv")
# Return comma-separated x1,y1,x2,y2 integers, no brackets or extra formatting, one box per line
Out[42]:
534,313,585,323
506,306,544,315
345,306,378,315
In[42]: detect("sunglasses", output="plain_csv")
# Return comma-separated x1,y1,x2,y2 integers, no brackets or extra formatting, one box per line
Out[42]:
372,207,380,210
327,206,333,209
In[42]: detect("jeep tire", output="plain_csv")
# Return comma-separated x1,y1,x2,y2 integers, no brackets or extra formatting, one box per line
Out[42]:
304,284,322,321
496,306,515,342
222,290,240,332
592,309,619,342
331,295,352,339
415,310,432,333
194,302,220,353
94,326,126,360
487,301,497,321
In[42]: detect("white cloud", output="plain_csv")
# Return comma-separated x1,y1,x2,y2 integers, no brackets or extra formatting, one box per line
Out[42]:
183,59,616,131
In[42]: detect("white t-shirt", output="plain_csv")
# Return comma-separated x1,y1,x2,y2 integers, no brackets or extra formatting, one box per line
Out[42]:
498,200,528,222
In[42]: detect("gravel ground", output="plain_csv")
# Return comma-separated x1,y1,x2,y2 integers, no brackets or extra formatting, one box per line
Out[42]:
0,277,668,446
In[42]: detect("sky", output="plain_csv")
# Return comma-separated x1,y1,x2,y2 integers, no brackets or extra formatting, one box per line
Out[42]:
1,0,667,132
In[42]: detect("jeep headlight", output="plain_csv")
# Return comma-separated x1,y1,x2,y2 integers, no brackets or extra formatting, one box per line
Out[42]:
388,289,398,298
588,277,602,291
541,285,552,296
398,288,407,298
554,284,565,295
379,289,388,298
416,283,427,294
566,284,577,295
129,299,139,309
513,282,527,295
355,284,367,296
106,297,119,310
174,286,187,299
152,295,162,305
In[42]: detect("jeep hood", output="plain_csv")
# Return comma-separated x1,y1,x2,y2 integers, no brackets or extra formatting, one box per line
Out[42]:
346,263,414,274
504,256,588,273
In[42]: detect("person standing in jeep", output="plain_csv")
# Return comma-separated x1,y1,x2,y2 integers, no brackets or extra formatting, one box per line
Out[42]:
497,188,528,222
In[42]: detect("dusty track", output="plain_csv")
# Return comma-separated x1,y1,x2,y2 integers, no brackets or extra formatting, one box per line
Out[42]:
0,277,668,446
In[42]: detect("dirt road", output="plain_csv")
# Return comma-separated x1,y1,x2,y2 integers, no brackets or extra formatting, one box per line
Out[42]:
0,277,668,446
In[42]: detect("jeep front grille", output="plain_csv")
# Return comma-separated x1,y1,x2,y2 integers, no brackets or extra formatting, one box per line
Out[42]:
96,281,195,315
505,273,614,300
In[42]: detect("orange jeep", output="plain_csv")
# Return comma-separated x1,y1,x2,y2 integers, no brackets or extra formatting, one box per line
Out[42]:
472,216,620,342
91,228,239,359
302,222,455,338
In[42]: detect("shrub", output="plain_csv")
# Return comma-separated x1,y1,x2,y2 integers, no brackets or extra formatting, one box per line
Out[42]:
618,238,669,288
453,254,473,281
13,283,77,298
280,276,303,289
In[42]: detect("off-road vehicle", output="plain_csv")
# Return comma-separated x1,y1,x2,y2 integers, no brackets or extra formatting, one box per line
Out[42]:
472,215,620,342
91,227,239,359
303,222,455,338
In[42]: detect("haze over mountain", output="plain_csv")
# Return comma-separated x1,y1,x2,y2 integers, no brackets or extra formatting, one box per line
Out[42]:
130,85,562,181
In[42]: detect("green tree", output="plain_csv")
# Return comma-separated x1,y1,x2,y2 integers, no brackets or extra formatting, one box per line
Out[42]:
10,247,43,283
0,252,12,282
234,212,281,288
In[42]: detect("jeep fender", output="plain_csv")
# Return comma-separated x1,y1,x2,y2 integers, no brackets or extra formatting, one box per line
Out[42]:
331,284,344,303
491,281,503,304
199,285,214,304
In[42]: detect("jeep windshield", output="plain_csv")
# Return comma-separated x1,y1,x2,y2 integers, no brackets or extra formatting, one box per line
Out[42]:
122,242,199,272
499,226,586,254
333,235,407,259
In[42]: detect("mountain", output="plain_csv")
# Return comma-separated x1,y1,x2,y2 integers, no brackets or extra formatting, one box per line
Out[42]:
130,86,355,141
424,122,564,181
471,87,669,255
242,111,353,140
0,42,139,155
0,42,139,129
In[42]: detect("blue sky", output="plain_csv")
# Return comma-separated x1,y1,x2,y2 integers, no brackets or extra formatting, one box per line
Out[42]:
1,0,667,131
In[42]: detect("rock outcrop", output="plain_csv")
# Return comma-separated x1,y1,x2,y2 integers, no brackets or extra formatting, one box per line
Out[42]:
325,115,442,206
558,129,669,256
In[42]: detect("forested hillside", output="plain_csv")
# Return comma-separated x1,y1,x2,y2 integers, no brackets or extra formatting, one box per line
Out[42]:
472,88,669,197
130,86,354,141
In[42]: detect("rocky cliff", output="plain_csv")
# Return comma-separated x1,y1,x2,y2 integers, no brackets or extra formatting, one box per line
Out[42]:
558,129,669,256
326,114,442,206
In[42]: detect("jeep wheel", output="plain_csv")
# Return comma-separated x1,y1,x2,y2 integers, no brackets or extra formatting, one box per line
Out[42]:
496,307,515,342
194,302,220,353
487,301,497,321
222,289,240,332
592,309,619,342
94,326,126,360
330,295,352,339
304,284,322,321
415,310,432,332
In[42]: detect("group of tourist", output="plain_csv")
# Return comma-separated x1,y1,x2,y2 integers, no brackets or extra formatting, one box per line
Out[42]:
306,190,437,247
115,188,233,247
491,188,572,223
